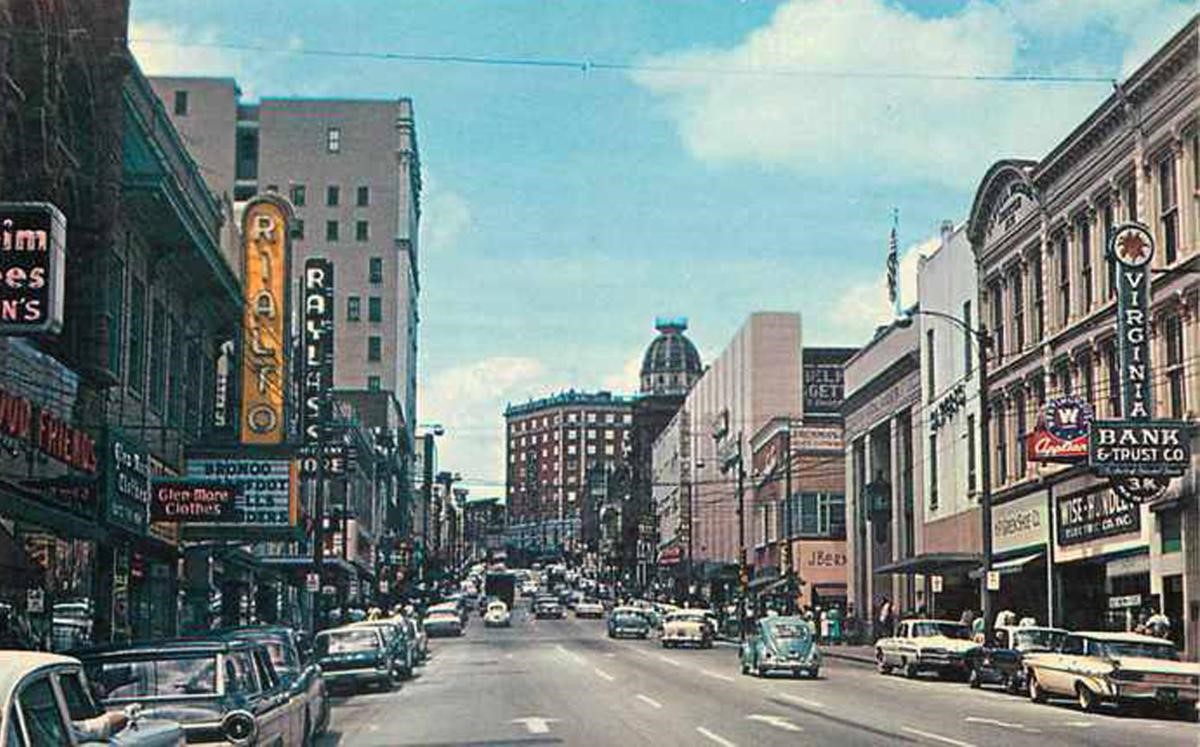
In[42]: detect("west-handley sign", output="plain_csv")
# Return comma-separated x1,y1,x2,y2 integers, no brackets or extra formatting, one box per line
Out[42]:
0,202,66,335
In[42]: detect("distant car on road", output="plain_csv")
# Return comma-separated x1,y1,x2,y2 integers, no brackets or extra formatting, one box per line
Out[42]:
575,599,605,619
314,626,397,693
875,619,978,680
661,610,712,649
740,616,821,678
1024,631,1199,717
424,609,466,637
607,608,650,639
534,598,565,620
964,625,1067,693
484,601,512,628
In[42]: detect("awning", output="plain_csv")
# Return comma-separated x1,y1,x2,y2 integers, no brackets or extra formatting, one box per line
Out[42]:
875,552,982,575
969,551,1044,579
258,555,358,576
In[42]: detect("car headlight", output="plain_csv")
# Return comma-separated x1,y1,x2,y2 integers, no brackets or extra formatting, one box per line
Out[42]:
221,710,258,746
763,650,775,661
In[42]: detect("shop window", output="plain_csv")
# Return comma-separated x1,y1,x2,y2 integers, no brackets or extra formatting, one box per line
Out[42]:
1161,510,1182,554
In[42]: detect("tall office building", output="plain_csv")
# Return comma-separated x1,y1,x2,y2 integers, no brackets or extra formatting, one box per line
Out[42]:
149,79,421,437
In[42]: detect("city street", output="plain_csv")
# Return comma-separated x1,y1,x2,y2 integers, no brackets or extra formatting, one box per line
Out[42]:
317,607,1197,747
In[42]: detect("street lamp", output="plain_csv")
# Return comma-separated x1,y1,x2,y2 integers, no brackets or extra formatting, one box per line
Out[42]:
416,424,446,585
896,308,995,644
685,459,705,602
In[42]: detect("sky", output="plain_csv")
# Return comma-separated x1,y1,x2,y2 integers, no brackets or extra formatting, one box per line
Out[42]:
128,0,1198,494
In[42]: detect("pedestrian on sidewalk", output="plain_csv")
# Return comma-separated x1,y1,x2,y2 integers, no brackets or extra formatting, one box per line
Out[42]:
819,608,830,642
828,605,842,645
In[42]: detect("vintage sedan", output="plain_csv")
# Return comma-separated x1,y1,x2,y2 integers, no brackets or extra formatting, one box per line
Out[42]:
424,609,466,637
875,619,979,679
574,599,605,619
484,601,512,628
224,626,330,740
964,625,1067,693
79,638,306,746
1,651,185,746
1025,631,1199,716
661,610,713,649
314,626,397,693
740,617,821,678
350,620,414,680
607,608,650,639
533,598,565,620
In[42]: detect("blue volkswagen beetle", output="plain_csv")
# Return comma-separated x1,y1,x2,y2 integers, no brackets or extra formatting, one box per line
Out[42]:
740,616,821,678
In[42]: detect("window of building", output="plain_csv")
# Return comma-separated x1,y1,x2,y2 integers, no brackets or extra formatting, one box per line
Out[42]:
368,376,381,391
966,413,977,495
347,296,361,321
962,300,973,375
1104,343,1120,417
236,130,258,181
568,444,577,455
1057,233,1071,328
173,90,188,116
567,430,577,440
326,185,340,207
990,281,1005,357
1158,155,1178,264
587,444,596,455
587,412,597,423
1161,510,1182,554
356,220,369,242
1102,202,1116,299
368,296,382,322
928,433,939,511
368,336,382,361
1055,359,1072,397
1011,268,1025,351
1080,353,1095,407
325,220,339,242
326,127,341,153
1031,251,1045,343
291,218,305,240
994,399,1007,486
357,186,370,206
1078,215,1093,311
1165,315,1185,418
127,277,145,394
1014,390,1027,479
605,443,615,456
289,184,306,207
369,257,383,284
925,329,935,401
149,301,167,410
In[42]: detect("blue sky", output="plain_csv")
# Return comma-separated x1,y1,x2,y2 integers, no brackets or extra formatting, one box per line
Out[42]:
130,0,1197,492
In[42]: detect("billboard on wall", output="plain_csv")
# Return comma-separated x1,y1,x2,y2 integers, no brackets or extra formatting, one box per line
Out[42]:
239,197,291,445
0,202,66,335
802,348,856,416
185,456,298,529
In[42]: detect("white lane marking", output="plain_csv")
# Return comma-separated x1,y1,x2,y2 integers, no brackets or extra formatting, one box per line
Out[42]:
901,727,977,747
774,692,825,709
605,652,617,658
657,655,683,667
635,693,663,709
511,717,558,735
554,644,586,665
593,667,616,682
747,714,803,732
964,716,1040,734
1062,721,1094,728
702,669,736,683
505,653,514,659
696,726,738,747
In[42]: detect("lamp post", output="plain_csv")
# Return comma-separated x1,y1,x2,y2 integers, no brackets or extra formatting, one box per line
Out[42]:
685,459,705,601
897,308,994,644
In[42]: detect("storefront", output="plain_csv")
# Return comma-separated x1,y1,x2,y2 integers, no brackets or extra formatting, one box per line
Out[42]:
982,489,1052,626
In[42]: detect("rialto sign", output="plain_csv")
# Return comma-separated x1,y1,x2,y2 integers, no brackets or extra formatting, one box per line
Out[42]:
239,197,291,445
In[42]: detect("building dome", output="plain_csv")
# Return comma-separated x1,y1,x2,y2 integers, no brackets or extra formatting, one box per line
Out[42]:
640,317,702,395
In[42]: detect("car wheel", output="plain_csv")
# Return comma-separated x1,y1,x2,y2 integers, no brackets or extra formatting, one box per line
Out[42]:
1076,683,1100,713
968,665,982,689
903,660,919,680
810,668,820,679
1028,671,1046,703
876,652,892,675
1004,673,1020,696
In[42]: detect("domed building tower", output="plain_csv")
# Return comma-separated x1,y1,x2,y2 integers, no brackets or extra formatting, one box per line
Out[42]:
640,318,703,396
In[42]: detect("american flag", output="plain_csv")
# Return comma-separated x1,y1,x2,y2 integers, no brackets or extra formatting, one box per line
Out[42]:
886,216,899,306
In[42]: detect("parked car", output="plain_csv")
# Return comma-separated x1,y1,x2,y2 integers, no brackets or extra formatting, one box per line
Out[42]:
79,638,307,746
424,609,466,637
1,651,185,746
1024,631,1199,716
575,599,605,619
740,616,822,678
964,625,1067,694
313,626,398,693
607,608,650,639
484,601,512,628
428,601,468,628
534,598,565,620
224,625,330,739
350,620,414,679
875,619,978,680
661,610,713,649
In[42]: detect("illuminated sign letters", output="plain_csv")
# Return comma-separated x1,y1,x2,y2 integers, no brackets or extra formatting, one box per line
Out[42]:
0,202,66,335
239,198,291,444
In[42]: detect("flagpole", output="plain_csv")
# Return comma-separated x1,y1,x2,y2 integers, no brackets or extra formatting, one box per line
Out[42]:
888,207,902,318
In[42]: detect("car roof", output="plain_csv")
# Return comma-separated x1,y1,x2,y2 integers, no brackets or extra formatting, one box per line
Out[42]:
0,652,80,699
75,637,260,658
905,619,968,625
998,626,1066,634
1071,631,1174,643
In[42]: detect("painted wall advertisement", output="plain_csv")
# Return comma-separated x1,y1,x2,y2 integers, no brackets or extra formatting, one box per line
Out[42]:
1056,491,1140,547
991,491,1048,554
186,457,297,527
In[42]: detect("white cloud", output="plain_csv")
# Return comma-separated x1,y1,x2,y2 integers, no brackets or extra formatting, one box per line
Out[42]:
601,352,644,393
418,356,547,492
824,234,939,341
420,175,472,257
633,0,1191,186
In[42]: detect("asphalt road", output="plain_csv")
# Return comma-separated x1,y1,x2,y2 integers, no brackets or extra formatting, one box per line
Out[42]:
317,606,1198,746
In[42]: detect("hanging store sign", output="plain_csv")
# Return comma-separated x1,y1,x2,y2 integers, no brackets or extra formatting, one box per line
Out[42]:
149,479,238,522
239,197,291,445
1056,491,1140,547
301,259,334,448
186,456,299,527
0,202,66,335
1027,396,1093,462
1088,421,1191,479
103,433,151,536
1112,224,1154,420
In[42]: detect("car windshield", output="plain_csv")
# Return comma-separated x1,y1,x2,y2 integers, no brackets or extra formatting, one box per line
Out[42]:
1096,640,1180,660
911,622,971,639
768,622,811,639
1012,630,1066,651
668,613,705,623
88,654,217,699
317,630,378,654
612,613,643,625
